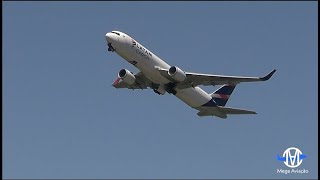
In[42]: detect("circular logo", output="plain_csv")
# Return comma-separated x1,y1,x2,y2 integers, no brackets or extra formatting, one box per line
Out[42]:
282,147,303,168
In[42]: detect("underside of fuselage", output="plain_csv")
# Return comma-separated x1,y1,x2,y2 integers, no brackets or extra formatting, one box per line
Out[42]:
114,42,214,108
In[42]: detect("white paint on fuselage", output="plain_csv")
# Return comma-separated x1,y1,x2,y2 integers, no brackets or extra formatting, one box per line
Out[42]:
106,31,212,108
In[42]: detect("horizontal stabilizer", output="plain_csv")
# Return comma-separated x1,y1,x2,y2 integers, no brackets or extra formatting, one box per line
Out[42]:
197,110,227,119
196,106,256,119
219,107,257,115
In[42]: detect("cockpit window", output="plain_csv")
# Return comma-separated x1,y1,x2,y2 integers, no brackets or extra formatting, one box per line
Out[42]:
111,31,120,36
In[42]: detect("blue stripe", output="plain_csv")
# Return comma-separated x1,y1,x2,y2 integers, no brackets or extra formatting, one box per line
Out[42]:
215,85,235,95
213,98,227,106
202,98,217,107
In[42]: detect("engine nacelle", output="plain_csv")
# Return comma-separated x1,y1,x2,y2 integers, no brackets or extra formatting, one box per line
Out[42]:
118,69,136,85
168,66,186,82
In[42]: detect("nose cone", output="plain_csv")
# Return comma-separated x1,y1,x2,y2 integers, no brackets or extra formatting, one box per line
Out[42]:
106,32,117,43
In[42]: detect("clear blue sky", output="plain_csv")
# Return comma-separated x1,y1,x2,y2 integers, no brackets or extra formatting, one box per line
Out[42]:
3,2,318,179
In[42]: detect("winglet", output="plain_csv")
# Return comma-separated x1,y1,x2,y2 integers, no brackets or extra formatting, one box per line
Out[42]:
260,69,276,81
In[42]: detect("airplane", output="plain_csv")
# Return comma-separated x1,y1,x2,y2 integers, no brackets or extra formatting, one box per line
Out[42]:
106,30,276,119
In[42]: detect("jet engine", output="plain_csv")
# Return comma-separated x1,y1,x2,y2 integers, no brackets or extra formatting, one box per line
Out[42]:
168,66,186,82
118,69,136,85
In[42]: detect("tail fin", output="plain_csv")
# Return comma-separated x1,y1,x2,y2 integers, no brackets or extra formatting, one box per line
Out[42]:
210,84,236,106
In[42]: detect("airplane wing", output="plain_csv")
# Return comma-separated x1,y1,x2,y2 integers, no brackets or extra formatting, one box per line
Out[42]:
112,72,152,89
157,67,276,88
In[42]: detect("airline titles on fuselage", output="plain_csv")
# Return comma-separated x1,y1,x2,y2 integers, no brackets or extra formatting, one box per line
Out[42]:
132,39,153,61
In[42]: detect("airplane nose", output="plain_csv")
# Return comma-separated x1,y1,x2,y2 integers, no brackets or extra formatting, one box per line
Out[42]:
106,32,117,43
106,32,112,43
106,32,117,52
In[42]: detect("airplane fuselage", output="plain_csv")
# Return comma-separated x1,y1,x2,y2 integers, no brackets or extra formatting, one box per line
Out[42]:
106,31,213,109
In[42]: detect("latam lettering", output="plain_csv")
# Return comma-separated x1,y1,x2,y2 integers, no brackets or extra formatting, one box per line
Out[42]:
133,40,153,59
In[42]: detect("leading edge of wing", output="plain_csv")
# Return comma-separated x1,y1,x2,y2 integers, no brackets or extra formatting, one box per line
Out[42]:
186,69,276,82
157,66,276,88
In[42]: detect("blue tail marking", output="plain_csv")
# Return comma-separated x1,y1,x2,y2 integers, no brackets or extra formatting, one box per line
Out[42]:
211,84,236,106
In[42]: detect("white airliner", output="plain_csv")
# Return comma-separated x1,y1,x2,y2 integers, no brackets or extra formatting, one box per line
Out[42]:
106,30,276,119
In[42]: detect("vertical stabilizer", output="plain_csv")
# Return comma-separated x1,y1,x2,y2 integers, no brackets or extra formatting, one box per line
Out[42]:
210,84,236,106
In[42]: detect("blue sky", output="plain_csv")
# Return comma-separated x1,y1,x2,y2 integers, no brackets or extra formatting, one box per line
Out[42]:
3,2,318,179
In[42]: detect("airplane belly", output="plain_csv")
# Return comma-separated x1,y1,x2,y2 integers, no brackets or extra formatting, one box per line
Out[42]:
139,64,167,83
174,86,212,108
133,55,171,84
